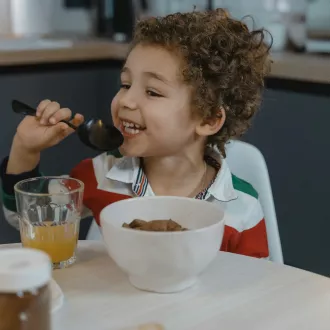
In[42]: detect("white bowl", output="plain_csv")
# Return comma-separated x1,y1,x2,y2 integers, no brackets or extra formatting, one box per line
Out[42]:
100,196,225,293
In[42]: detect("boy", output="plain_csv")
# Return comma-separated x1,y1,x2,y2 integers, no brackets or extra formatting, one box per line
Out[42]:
1,9,270,258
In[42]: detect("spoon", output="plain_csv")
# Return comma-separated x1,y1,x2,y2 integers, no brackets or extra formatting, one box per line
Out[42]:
12,100,124,152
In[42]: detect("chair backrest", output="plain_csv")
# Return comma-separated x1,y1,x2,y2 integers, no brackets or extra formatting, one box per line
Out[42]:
225,140,283,263
86,220,102,241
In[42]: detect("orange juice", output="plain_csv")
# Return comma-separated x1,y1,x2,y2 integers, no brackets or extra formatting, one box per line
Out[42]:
21,221,79,264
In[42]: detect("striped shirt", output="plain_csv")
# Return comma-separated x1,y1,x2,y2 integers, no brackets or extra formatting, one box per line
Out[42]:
1,148,269,258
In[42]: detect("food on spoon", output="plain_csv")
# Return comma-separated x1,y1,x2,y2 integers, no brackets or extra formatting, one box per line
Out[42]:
122,219,188,232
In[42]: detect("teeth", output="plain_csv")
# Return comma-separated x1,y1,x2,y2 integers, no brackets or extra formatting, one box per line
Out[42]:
124,126,141,135
122,121,142,129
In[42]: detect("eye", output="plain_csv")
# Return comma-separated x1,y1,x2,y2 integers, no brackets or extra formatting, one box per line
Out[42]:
146,90,163,97
120,84,130,90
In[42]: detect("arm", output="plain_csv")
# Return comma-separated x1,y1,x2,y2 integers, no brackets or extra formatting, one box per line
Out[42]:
1,150,42,229
6,135,40,175
221,200,269,259
1,99,87,229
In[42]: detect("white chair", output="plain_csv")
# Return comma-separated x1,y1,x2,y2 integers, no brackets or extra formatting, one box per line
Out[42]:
225,140,283,263
86,219,102,241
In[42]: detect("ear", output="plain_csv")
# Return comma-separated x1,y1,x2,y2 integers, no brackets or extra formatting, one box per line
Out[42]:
196,108,226,138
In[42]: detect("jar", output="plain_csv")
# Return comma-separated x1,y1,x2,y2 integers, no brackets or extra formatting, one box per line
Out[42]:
0,248,52,330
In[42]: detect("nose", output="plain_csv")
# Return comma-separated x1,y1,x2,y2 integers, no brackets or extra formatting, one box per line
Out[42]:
119,86,138,111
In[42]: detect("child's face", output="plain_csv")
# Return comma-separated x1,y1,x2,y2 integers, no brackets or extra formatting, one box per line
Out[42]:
111,44,205,157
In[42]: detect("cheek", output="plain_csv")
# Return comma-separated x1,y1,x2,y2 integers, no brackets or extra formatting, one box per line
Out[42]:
111,95,120,124
148,105,194,136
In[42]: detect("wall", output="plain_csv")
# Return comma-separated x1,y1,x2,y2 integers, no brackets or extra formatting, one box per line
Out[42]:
308,0,330,31
212,0,330,32
1,0,329,35
52,0,92,33
0,1,12,34
52,0,330,34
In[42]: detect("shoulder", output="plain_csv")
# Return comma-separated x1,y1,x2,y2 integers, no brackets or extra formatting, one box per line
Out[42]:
70,149,124,181
231,174,258,200
220,174,263,232
229,173,260,218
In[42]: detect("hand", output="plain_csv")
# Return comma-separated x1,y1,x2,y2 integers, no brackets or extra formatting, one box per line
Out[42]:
7,100,85,175
15,99,84,153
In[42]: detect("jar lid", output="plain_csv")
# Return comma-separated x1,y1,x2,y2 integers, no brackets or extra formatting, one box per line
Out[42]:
0,248,52,293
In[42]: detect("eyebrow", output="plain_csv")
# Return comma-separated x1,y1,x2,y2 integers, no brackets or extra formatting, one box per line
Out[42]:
121,66,172,85
144,71,171,85
121,66,130,74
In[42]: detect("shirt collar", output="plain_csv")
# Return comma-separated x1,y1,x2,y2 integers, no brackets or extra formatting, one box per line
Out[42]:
106,156,149,197
202,147,238,202
106,147,237,201
106,156,139,184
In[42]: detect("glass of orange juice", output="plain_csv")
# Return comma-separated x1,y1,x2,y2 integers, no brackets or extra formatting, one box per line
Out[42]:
14,177,84,269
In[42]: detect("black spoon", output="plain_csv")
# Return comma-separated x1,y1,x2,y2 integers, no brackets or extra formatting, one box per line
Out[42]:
12,100,124,152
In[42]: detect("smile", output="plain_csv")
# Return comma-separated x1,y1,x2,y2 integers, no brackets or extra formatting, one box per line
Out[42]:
120,120,146,137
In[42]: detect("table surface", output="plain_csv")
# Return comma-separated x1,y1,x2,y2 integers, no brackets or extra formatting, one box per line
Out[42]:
2,241,330,330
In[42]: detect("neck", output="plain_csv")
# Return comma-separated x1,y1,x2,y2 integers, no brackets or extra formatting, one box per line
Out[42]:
143,146,212,197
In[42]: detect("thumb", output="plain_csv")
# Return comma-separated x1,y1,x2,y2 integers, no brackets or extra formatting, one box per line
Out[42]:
59,114,84,139
71,114,84,127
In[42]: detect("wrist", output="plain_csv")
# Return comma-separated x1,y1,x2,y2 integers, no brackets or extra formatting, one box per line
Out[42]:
7,135,41,174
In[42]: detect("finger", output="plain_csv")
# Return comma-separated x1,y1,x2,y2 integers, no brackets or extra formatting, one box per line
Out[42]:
49,107,72,125
56,116,82,135
36,99,51,117
53,122,74,140
71,114,84,127
61,114,84,134
47,114,84,143
40,102,61,125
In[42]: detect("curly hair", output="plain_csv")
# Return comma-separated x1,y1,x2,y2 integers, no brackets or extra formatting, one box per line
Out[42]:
131,9,271,156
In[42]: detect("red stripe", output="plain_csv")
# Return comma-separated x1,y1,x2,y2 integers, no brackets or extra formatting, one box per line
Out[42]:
70,159,131,225
221,219,269,258
137,173,146,196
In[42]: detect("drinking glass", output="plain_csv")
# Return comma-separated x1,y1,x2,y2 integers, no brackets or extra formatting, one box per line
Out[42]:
14,177,84,269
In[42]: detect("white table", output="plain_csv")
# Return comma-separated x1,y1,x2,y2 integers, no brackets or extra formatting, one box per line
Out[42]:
2,241,330,330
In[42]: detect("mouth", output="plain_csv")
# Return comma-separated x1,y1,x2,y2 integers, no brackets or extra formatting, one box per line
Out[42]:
120,119,146,137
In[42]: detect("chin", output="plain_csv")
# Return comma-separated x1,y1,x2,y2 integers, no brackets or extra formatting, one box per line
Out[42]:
119,145,145,158
119,140,174,158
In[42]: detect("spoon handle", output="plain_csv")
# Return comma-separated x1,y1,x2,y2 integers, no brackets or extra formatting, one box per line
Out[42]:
12,100,77,130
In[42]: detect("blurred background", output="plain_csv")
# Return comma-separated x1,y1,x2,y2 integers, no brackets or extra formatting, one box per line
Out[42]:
0,0,329,276
1,0,330,50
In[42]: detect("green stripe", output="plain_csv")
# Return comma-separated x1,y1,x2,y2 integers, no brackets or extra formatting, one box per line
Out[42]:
107,149,123,158
133,167,143,195
232,174,258,199
141,174,148,196
1,189,17,212
1,170,44,212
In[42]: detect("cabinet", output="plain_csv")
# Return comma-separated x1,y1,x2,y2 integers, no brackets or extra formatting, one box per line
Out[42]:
245,87,330,275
